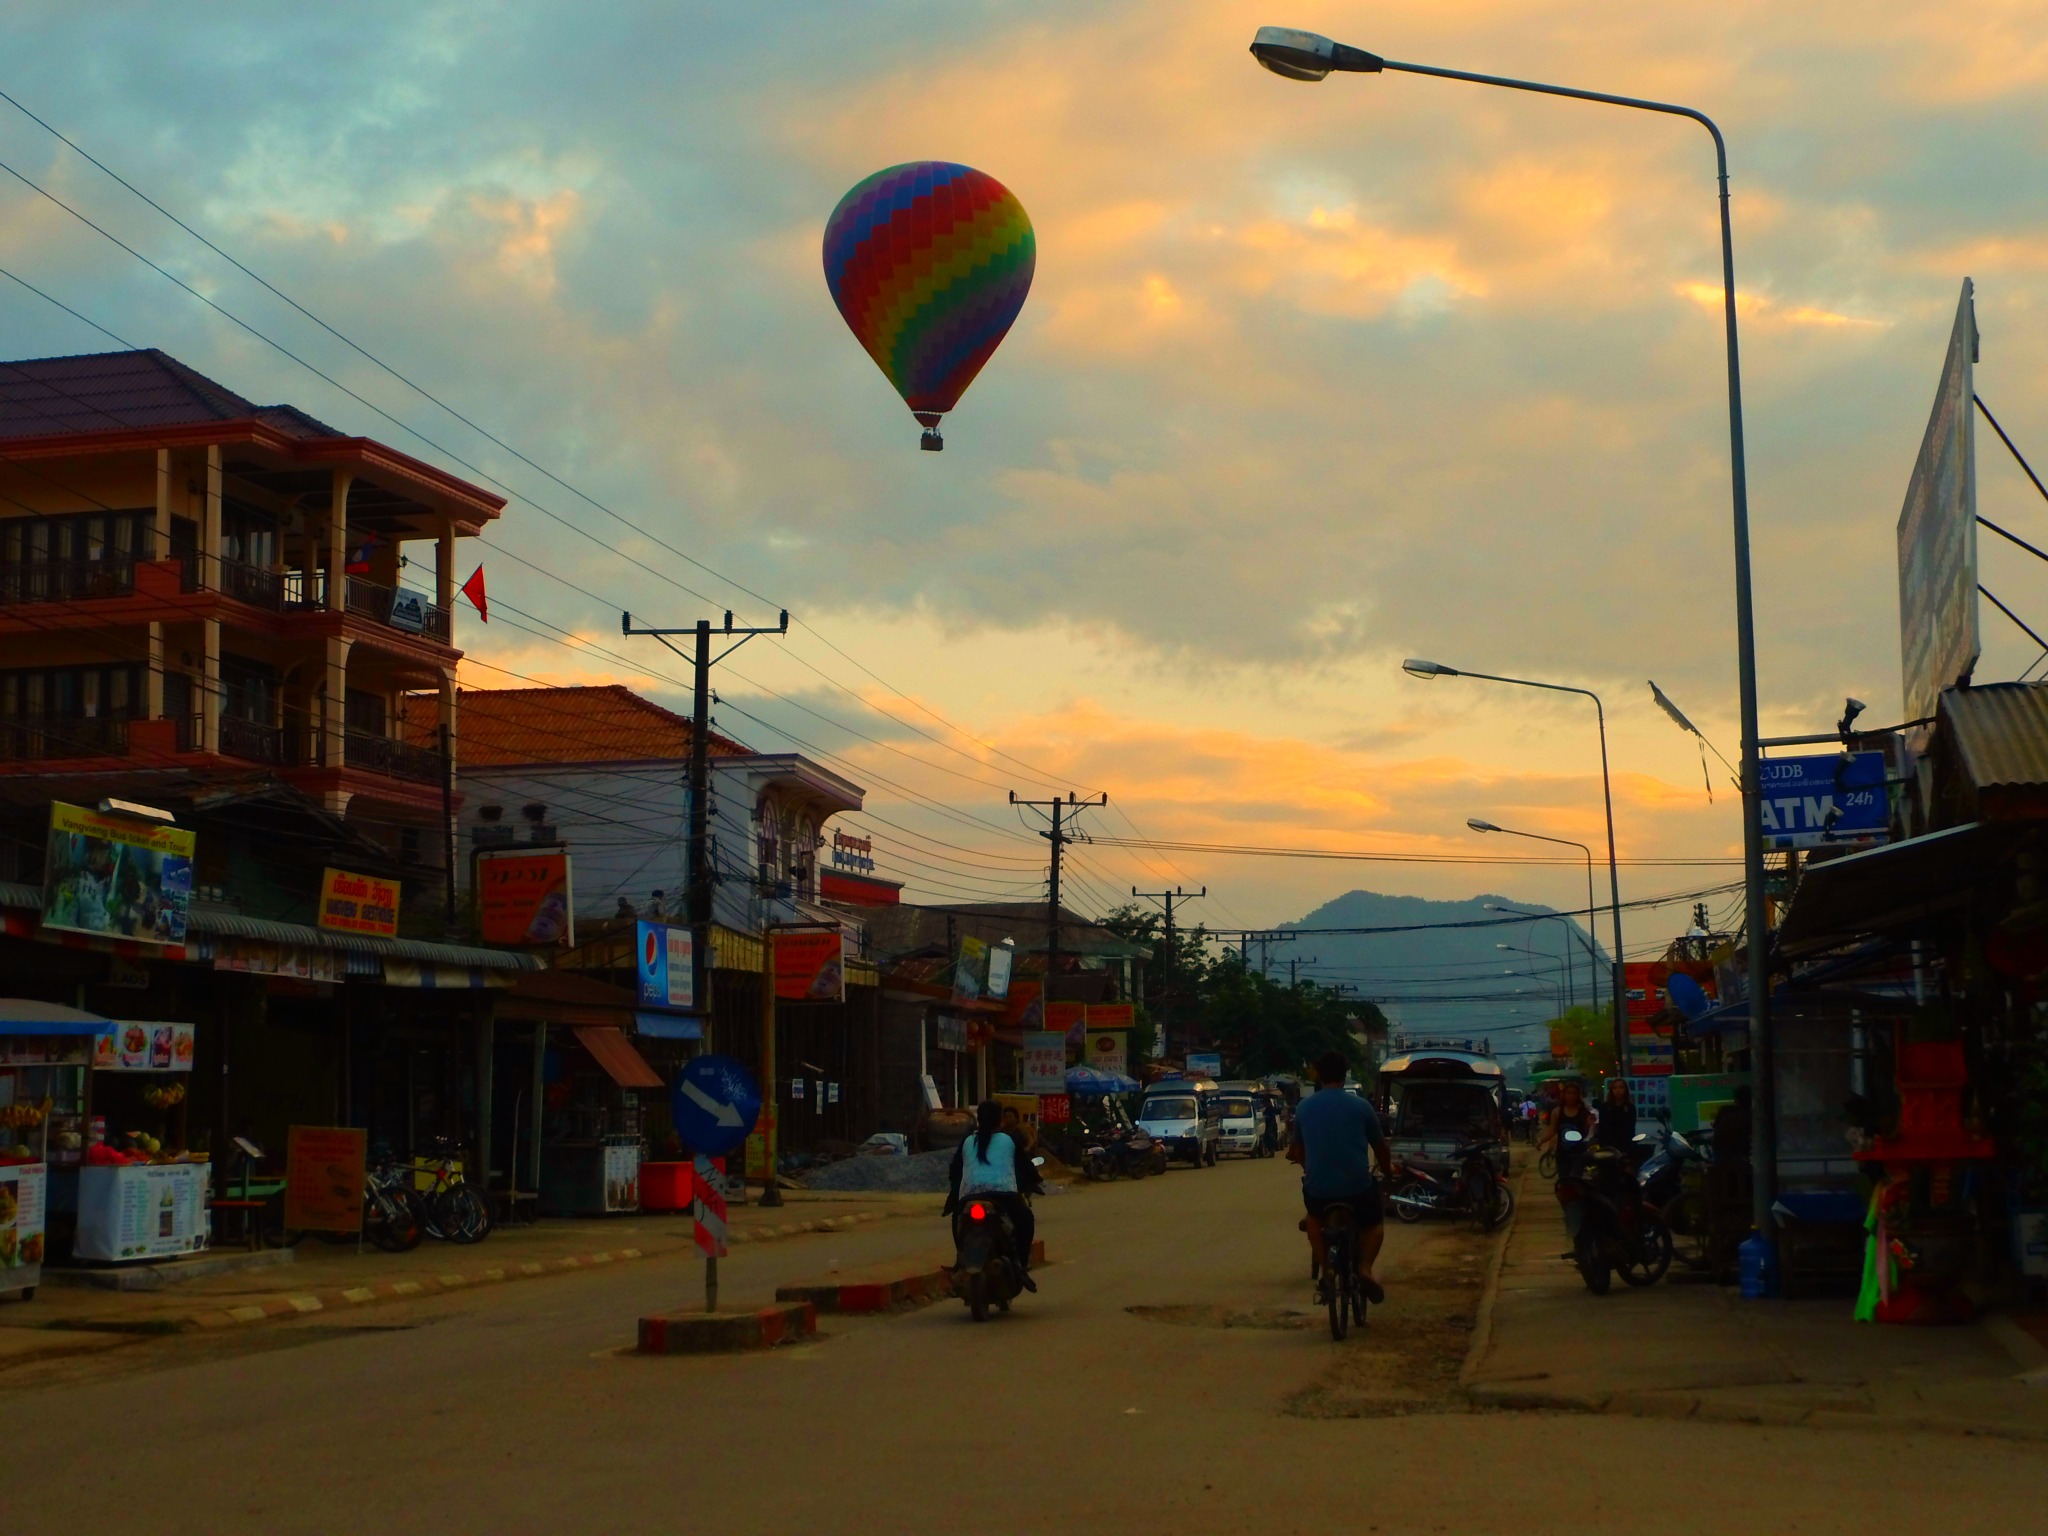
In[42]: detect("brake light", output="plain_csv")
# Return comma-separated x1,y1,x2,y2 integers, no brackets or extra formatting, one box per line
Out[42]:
968,1202,987,1221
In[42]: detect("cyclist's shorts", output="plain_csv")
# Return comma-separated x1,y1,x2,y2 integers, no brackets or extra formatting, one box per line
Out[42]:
1304,1188,1383,1230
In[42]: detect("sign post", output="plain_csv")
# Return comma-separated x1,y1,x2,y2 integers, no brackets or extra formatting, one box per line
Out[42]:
670,1054,761,1313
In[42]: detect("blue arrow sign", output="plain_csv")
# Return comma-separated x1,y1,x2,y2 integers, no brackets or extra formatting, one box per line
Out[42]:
1756,751,1889,851
670,1054,762,1159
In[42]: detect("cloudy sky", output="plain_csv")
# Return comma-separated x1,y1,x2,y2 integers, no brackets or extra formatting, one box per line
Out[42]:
5,1,2047,963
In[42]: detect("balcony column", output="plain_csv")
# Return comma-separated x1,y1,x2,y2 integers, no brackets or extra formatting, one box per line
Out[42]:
153,449,174,555
201,619,221,755
148,450,172,720
202,446,222,593
436,522,455,611
440,667,458,913
327,469,352,613
322,635,351,768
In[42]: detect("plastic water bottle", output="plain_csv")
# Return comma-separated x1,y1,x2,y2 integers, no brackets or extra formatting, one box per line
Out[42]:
1738,1233,1778,1299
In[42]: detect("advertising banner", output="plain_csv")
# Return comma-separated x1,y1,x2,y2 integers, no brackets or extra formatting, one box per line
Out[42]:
1046,1000,1087,1047
1186,1051,1222,1079
0,1162,46,1292
1085,1003,1134,1032
42,801,194,945
774,928,845,1002
213,940,342,983
92,1022,195,1072
635,921,694,1012
318,868,400,939
934,1014,970,1053
1021,1031,1067,1091
1039,1093,1071,1126
1002,980,1042,1030
73,1162,209,1261
283,1126,368,1235
1087,1029,1129,1078
985,941,1015,1000
1897,279,1980,723
951,935,989,1003
477,848,574,946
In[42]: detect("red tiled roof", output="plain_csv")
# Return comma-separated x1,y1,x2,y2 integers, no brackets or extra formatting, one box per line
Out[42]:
435,685,749,767
0,349,346,441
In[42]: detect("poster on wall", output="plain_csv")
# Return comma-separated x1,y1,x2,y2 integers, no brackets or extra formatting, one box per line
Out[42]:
1046,1000,1087,1048
477,848,575,946
774,927,845,1002
213,940,342,983
951,935,988,1003
317,868,400,939
1021,1031,1066,1092
92,1022,195,1072
73,1162,209,1262
1186,1051,1222,1079
42,801,194,945
985,941,1015,1000
635,921,694,1011
0,1162,46,1293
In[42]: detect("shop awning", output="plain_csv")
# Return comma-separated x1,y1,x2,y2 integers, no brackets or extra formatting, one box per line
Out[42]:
0,998,114,1035
573,1026,664,1089
634,1012,703,1040
1777,822,2016,955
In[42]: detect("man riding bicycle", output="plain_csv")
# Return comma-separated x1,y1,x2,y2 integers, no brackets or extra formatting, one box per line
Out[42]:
1290,1050,1393,1305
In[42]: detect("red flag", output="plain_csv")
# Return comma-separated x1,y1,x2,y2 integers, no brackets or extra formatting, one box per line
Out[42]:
459,564,487,623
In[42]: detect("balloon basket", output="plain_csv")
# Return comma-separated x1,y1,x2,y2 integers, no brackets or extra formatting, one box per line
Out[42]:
919,430,944,452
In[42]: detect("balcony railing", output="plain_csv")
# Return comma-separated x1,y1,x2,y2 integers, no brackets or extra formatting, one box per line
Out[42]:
219,558,285,610
218,714,286,764
0,716,131,761
0,557,143,605
343,727,445,785
344,576,451,643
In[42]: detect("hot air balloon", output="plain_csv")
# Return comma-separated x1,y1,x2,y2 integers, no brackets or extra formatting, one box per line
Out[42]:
822,161,1035,451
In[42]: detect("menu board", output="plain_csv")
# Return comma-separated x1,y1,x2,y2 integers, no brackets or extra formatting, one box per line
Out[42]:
74,1162,211,1262
603,1141,641,1212
93,1022,196,1072
0,1162,45,1293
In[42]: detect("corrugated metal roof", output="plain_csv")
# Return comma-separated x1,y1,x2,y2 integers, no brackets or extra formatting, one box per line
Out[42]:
0,349,343,441
1940,682,2048,789
422,685,748,766
0,882,539,970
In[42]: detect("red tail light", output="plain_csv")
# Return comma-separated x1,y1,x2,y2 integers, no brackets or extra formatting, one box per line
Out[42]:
968,1202,987,1221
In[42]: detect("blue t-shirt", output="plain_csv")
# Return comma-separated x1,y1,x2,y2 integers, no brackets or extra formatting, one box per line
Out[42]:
1294,1087,1384,1200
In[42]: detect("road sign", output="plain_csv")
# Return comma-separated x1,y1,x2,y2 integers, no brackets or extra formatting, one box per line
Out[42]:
1756,752,1888,850
693,1154,728,1259
670,1054,762,1159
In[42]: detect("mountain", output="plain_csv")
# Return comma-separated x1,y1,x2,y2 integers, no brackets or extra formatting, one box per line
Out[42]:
1268,890,1609,1071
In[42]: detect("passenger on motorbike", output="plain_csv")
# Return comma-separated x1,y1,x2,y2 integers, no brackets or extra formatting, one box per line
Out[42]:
1541,1080,1598,1241
1290,1050,1392,1305
944,1101,1041,1291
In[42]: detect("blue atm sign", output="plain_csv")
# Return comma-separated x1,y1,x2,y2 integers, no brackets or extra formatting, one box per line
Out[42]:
1757,752,1889,850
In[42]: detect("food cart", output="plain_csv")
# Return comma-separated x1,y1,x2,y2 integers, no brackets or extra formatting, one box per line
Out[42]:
538,1026,660,1216
1,1000,116,1301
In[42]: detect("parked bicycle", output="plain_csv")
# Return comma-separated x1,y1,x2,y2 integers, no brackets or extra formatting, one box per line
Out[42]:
384,1142,492,1245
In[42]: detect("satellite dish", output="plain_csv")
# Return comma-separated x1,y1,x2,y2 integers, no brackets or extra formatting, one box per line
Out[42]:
1665,973,1711,1021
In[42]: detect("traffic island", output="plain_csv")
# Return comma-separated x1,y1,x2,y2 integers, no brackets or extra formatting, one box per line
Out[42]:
636,1301,817,1354
776,1240,1046,1315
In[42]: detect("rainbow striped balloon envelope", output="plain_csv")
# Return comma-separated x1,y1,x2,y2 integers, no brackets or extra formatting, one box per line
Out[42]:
822,161,1035,451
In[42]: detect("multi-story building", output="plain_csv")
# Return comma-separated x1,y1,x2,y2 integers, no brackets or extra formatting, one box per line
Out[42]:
0,348,501,889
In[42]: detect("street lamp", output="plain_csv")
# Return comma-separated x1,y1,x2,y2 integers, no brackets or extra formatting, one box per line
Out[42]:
1254,19,1775,1256
1486,900,1608,1025
1471,820,1599,1015
1416,662,1625,1064
1501,967,1566,1018
1497,941,1571,1010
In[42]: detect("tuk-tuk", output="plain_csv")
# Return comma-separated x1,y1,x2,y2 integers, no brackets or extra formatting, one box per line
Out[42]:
1376,1046,1509,1176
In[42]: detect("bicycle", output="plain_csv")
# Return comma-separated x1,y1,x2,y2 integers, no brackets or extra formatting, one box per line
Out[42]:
385,1147,491,1244
1317,1202,1366,1341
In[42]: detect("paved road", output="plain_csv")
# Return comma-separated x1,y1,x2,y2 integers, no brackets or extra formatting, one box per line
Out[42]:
9,1155,2045,1533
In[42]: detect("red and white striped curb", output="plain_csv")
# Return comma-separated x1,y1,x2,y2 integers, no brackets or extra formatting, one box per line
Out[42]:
187,1249,647,1330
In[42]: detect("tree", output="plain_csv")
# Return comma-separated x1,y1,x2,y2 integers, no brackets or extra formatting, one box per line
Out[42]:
1547,1005,1617,1080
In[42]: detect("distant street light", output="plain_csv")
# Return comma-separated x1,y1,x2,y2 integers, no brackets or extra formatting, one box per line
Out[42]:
1498,941,1572,1009
1411,661,1624,1062
1472,823,1599,1016
1254,17,1774,1251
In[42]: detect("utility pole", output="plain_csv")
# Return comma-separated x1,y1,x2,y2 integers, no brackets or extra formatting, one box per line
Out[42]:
1010,791,1107,1023
1286,955,1319,987
623,607,789,1192
1133,884,1203,1060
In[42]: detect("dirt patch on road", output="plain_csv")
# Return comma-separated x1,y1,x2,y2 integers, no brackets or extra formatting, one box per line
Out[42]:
1127,1304,1317,1331
1283,1219,1494,1419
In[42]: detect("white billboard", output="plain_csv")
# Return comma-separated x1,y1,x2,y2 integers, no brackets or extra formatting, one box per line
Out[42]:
1897,279,1979,723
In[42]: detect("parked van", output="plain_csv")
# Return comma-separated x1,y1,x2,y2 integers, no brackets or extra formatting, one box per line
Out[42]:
1209,1088,1267,1158
1137,1078,1219,1167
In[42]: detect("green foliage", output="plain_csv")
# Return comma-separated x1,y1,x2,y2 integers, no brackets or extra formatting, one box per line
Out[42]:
1546,1004,1618,1080
1202,967,1386,1079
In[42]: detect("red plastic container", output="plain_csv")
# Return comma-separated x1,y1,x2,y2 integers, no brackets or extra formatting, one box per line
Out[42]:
639,1162,693,1212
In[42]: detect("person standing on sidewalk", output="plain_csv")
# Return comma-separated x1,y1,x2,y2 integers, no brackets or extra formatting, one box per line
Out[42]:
1595,1079,1636,1154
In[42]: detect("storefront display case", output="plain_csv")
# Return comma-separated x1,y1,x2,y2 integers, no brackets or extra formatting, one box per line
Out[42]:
2,1002,115,1301
538,1026,659,1216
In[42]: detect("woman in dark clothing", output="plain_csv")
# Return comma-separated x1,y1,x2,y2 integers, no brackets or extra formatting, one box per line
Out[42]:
1595,1079,1637,1154
1543,1081,1598,1243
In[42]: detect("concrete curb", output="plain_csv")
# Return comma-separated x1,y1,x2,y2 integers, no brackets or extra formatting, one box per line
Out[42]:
724,1210,892,1245
185,1248,647,1331
637,1301,817,1354
776,1240,1047,1315
1464,1377,2048,1442
1457,1158,1527,1390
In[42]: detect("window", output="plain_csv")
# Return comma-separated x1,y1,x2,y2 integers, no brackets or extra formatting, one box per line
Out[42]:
0,664,145,721
0,509,154,600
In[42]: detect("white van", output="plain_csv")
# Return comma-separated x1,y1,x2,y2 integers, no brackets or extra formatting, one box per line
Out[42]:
1137,1080,1220,1167
1209,1090,1266,1158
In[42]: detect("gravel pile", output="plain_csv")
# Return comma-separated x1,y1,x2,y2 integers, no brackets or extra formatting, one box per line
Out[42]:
797,1147,955,1194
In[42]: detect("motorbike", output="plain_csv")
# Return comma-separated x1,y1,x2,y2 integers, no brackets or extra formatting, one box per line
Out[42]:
1387,1142,1515,1231
1556,1127,1672,1295
1080,1124,1166,1181
952,1157,1044,1322
1635,1118,1713,1266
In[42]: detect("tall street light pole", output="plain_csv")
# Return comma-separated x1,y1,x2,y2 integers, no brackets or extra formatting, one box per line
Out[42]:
1251,20,1774,1253
1412,661,1625,1065
1498,942,1570,1011
1469,820,1597,1018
